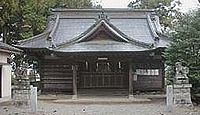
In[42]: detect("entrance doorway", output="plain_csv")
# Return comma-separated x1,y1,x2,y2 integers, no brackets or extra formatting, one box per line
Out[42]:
77,58,129,89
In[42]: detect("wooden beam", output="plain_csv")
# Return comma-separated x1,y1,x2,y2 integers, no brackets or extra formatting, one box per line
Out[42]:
129,63,134,98
72,65,77,99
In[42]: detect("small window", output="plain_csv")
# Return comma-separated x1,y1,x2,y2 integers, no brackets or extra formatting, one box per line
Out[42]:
136,69,159,75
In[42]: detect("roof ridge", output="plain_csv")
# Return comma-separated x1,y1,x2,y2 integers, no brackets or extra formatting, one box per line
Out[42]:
48,15,60,40
146,14,159,40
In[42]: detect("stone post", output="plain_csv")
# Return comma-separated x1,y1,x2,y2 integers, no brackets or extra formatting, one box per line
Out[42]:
72,65,77,99
166,85,173,112
129,63,133,99
30,85,37,112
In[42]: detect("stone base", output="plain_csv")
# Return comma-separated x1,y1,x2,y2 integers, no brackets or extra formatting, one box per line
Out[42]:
72,95,77,100
128,95,134,99
173,84,193,106
12,89,31,107
0,96,11,103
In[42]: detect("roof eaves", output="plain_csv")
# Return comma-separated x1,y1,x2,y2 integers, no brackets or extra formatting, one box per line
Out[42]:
0,48,22,54
0,42,23,54
18,31,50,45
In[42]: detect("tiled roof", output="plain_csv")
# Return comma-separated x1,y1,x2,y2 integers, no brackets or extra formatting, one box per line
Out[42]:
16,8,170,52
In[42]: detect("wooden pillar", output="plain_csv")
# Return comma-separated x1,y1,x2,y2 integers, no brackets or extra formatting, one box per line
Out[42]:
38,59,44,94
161,62,165,90
72,65,77,99
129,63,134,98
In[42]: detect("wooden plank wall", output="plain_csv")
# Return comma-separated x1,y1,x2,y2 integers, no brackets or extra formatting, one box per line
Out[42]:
41,60,73,94
132,61,164,91
39,59,164,93
133,70,163,91
78,72,128,88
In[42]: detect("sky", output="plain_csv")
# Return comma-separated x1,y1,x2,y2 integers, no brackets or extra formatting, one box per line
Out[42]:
94,0,200,12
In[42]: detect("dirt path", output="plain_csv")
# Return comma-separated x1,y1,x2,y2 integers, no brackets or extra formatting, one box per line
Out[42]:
0,99,199,115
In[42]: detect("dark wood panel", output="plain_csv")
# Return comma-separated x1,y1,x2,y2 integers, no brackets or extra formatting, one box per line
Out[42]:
78,72,128,88
133,71,163,91
41,60,73,93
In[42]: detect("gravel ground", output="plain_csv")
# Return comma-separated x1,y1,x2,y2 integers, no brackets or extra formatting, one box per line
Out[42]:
0,99,200,115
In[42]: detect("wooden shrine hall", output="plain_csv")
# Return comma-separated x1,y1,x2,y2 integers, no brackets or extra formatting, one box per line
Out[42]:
16,8,170,97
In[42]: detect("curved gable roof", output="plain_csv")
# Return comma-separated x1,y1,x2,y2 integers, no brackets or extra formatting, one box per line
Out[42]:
16,8,170,52
55,18,152,52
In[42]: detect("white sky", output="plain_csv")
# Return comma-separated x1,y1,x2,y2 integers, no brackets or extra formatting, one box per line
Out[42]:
94,0,200,12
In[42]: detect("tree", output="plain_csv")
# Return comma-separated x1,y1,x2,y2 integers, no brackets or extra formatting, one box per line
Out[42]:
128,0,182,33
0,0,20,43
0,0,99,44
21,0,100,40
164,9,200,94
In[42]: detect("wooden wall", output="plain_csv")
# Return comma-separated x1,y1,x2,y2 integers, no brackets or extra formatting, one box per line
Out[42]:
78,72,128,88
40,60,73,94
132,61,164,91
39,57,164,94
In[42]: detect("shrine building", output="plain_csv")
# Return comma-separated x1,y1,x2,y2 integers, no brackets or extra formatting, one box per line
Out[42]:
16,8,170,97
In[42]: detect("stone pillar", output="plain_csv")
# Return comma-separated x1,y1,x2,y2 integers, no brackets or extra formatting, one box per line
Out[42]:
129,63,133,98
166,85,173,112
30,86,37,112
72,65,77,99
